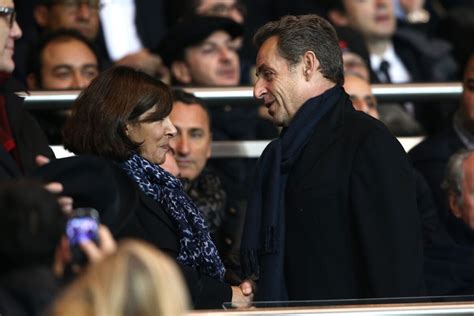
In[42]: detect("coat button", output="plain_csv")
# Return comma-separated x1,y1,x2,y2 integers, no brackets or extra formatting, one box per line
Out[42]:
225,238,233,245
228,207,237,214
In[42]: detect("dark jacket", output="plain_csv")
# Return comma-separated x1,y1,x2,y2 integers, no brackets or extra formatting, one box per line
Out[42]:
0,266,60,316
409,126,465,222
0,79,54,180
283,97,424,300
33,155,231,310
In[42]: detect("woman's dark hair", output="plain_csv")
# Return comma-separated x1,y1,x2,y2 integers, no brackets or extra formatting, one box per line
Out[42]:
63,66,173,161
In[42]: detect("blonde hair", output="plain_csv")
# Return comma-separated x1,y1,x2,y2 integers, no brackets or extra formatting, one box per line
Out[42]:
52,239,189,316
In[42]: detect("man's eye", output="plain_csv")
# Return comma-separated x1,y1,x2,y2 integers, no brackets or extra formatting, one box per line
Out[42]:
190,131,204,138
53,71,71,79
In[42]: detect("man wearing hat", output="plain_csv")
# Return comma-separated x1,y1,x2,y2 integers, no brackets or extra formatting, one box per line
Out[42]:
160,15,242,86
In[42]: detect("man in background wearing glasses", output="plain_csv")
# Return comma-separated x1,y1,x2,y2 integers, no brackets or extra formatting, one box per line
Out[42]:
0,0,55,180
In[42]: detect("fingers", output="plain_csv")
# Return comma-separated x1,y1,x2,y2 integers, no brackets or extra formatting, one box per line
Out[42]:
78,225,117,264
35,154,50,167
44,182,63,194
57,196,74,214
239,280,254,296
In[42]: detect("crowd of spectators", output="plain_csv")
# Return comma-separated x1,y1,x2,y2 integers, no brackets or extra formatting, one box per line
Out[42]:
0,0,474,314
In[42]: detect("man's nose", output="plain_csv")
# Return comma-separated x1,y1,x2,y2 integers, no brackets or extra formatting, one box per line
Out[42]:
71,72,88,90
76,3,92,20
253,78,267,100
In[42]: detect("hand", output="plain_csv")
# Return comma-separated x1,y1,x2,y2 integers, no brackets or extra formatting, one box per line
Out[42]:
35,154,50,167
43,182,73,214
37,155,74,213
231,280,254,308
79,225,117,264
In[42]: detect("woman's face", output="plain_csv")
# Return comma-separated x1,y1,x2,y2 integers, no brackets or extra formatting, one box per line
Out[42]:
126,107,177,165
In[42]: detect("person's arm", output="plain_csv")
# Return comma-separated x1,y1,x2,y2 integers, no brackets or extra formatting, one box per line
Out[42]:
351,127,425,297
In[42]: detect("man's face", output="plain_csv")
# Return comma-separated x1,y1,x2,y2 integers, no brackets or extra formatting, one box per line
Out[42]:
169,102,211,181
341,0,396,41
452,155,474,230
461,55,474,122
38,38,98,90
179,31,240,86
254,36,306,127
36,0,100,40
343,74,379,119
196,0,244,24
0,0,22,73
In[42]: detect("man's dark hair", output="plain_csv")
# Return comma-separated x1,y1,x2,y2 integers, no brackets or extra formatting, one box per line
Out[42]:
171,89,211,126
29,28,100,88
254,14,344,86
63,66,172,161
0,180,66,273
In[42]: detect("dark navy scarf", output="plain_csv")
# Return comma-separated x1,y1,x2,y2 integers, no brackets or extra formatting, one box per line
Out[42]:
241,85,343,300
121,153,225,280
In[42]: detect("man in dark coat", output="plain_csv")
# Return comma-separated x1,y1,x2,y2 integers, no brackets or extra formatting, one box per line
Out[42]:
0,0,54,180
409,53,474,223
241,14,424,302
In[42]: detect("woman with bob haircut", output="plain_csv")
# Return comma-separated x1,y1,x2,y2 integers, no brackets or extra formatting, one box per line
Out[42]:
60,66,251,308
51,240,189,316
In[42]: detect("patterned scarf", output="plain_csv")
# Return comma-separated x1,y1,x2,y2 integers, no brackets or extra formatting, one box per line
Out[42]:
120,153,225,280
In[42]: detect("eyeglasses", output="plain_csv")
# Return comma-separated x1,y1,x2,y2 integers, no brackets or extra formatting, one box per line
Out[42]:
50,0,103,11
0,7,16,28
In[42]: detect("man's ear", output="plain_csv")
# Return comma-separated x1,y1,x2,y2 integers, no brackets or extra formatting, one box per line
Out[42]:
328,9,350,27
33,5,49,28
449,191,463,218
302,50,319,80
171,61,192,84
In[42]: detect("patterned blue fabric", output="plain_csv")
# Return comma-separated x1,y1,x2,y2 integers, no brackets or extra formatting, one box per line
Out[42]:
120,153,225,280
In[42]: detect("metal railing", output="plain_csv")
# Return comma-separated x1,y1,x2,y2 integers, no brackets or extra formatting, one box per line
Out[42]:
18,82,463,110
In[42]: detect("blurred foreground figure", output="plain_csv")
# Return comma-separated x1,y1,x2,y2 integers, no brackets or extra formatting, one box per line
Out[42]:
51,240,189,316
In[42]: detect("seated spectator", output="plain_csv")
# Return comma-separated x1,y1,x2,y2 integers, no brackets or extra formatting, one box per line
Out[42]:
443,150,474,246
0,0,54,180
26,0,165,80
326,0,458,135
56,66,252,309
409,53,474,223
170,89,245,284
51,239,189,316
25,29,100,144
343,72,379,119
159,15,242,87
27,29,99,91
